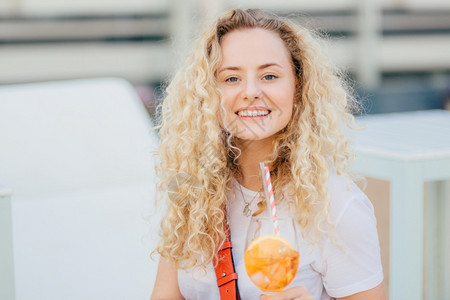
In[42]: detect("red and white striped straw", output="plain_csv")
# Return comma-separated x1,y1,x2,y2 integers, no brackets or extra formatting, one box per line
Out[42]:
259,162,279,235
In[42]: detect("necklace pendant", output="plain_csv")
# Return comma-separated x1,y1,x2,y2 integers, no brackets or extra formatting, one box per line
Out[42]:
243,204,251,217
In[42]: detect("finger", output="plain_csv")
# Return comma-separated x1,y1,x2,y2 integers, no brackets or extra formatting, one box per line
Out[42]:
260,294,277,300
260,286,313,300
281,286,309,298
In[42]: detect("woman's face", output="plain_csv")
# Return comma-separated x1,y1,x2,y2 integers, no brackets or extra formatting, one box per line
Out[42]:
217,27,296,143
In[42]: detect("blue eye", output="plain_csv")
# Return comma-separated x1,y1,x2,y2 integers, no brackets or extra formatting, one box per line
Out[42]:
264,74,277,80
226,77,239,82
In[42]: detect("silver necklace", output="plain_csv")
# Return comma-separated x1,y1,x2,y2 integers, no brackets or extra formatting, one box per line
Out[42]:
237,183,261,217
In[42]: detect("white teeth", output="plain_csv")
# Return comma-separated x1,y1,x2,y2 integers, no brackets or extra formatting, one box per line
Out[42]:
237,110,269,117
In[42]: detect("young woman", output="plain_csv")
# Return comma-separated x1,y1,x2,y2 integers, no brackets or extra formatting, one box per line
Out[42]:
151,8,386,300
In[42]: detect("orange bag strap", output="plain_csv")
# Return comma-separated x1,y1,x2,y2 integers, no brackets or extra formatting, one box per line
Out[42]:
213,223,241,300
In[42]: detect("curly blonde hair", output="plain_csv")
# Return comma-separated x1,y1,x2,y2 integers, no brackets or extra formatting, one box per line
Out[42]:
155,8,357,269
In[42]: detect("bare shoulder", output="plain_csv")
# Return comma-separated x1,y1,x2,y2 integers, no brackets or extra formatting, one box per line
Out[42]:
150,258,185,300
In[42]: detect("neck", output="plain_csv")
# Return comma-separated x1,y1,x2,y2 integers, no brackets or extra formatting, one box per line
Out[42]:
235,138,273,191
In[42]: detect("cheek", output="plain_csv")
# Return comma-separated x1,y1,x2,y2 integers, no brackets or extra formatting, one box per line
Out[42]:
221,89,236,109
276,89,295,109
279,94,295,125
217,97,234,129
282,105,294,126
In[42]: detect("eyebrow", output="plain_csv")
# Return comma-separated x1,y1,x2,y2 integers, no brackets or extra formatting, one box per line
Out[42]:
218,63,283,74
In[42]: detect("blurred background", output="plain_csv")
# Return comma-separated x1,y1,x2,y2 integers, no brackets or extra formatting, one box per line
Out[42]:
1,0,450,299
1,0,450,116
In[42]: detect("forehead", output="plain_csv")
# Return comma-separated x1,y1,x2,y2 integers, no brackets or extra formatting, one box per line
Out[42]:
219,28,292,68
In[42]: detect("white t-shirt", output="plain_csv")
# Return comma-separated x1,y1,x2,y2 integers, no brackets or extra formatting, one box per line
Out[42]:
178,169,383,299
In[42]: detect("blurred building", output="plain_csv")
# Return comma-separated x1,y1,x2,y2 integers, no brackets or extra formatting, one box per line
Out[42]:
1,0,450,113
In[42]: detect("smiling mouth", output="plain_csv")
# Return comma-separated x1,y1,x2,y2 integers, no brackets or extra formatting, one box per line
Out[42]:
236,109,271,117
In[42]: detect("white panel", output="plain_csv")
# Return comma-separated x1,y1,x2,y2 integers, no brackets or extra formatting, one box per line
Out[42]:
381,35,450,71
0,0,19,16
380,0,408,9
0,42,171,84
0,0,16,14
0,19,168,40
381,0,450,9
228,0,450,11
227,0,356,11
19,0,168,15
405,0,450,9
321,35,450,73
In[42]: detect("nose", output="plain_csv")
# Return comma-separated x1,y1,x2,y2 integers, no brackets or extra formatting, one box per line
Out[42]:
242,77,262,101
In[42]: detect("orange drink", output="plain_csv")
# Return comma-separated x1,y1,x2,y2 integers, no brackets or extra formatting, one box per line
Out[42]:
244,234,300,292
